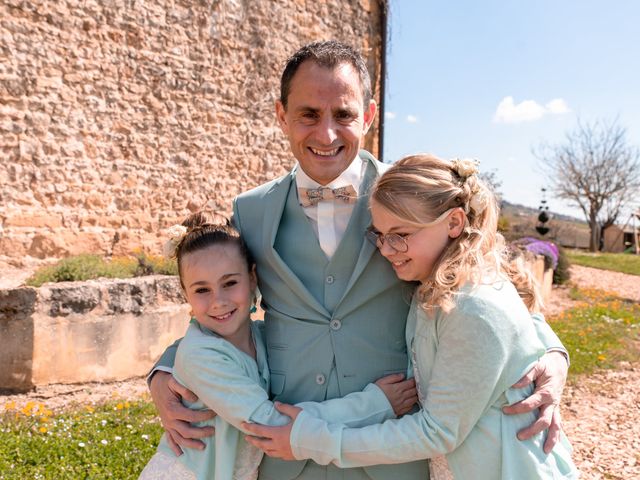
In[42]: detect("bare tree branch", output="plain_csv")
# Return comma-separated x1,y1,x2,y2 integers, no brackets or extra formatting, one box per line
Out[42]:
533,118,640,251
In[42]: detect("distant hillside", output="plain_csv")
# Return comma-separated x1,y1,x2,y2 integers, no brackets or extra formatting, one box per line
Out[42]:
499,201,590,248
500,200,587,224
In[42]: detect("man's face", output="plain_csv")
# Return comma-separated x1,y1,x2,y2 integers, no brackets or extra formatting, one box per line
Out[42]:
275,61,377,185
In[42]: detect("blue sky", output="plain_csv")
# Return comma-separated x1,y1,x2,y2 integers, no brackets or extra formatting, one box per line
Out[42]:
383,0,640,218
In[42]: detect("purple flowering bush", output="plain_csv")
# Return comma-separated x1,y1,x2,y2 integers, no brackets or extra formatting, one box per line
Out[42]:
511,237,570,284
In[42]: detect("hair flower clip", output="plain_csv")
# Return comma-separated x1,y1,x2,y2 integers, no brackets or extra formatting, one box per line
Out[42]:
163,224,188,258
451,158,480,179
469,189,489,215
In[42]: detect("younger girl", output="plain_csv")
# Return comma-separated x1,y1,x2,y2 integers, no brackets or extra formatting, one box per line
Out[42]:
139,212,416,480
244,155,579,479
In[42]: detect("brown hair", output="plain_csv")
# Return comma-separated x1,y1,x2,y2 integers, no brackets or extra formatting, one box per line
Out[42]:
169,212,254,289
371,154,542,313
280,40,372,110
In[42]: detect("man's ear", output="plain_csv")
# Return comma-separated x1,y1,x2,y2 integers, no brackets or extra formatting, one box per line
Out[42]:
362,99,377,135
275,100,289,135
448,209,466,239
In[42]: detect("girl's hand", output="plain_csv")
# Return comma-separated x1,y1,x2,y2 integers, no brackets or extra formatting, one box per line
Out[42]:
375,373,418,416
242,402,301,460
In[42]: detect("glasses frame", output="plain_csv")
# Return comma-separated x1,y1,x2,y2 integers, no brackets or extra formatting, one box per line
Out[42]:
366,208,458,253
365,228,414,253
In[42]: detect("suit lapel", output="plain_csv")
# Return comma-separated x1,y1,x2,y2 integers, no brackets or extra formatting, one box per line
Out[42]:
261,168,330,317
342,153,383,295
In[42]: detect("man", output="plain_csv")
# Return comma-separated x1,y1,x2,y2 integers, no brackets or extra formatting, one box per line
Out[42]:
150,40,568,480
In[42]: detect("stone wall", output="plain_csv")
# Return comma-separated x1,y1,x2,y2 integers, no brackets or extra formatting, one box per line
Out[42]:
0,275,190,392
0,0,385,264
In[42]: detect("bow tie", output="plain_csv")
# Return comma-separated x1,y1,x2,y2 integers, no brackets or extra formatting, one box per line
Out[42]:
298,185,358,207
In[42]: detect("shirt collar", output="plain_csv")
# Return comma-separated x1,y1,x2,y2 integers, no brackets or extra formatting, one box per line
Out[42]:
295,154,365,191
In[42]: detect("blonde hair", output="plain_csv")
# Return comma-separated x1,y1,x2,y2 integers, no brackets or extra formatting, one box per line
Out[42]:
371,154,541,313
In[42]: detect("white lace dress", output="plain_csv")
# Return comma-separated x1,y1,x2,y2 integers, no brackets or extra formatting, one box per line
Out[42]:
138,437,261,480
412,345,454,480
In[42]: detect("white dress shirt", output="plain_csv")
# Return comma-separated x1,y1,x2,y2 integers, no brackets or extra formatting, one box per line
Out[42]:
295,156,366,259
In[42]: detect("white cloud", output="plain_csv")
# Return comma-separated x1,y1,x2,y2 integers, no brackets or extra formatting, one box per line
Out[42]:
493,96,570,124
406,115,419,123
545,98,570,114
385,111,397,119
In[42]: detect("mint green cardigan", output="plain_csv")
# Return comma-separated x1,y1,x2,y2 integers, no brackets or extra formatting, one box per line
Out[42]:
290,280,579,479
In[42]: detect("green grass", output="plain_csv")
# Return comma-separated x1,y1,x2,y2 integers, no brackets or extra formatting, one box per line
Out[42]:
548,287,640,378
26,252,178,287
566,249,640,276
0,400,162,479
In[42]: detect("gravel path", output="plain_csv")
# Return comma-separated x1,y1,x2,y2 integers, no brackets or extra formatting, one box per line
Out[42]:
1,265,639,478
569,265,640,302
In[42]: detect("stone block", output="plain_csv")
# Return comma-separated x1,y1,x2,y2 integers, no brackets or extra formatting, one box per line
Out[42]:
5,213,63,228
28,234,72,258
0,276,190,390
43,284,102,316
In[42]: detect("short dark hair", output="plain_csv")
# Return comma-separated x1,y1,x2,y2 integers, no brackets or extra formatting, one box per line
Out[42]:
279,40,372,110
172,212,254,289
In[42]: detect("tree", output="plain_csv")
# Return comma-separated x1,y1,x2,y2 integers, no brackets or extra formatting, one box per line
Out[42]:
479,169,503,202
534,119,640,251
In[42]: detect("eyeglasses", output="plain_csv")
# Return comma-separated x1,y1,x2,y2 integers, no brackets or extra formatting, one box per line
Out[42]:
365,228,415,253
366,208,457,253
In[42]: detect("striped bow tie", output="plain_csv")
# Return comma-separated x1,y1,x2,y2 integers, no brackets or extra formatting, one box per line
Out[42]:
298,185,358,207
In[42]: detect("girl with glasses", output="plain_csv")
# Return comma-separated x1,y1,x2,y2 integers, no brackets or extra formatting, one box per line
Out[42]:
244,154,578,479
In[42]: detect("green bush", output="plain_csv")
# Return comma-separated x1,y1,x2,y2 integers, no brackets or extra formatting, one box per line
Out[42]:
553,245,571,285
26,252,178,287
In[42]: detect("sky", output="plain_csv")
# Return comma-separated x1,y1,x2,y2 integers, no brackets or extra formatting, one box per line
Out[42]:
383,0,640,220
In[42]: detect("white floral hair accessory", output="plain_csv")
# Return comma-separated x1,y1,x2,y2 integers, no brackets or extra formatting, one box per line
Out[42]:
163,224,188,258
451,157,480,179
469,188,489,215
450,158,488,214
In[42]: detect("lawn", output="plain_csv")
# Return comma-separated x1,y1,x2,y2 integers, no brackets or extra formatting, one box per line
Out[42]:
548,287,640,377
0,400,162,479
566,249,640,276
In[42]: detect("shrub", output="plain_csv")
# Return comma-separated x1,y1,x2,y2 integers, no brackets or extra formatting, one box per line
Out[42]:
512,237,559,269
510,237,571,284
497,216,510,233
553,246,571,285
26,252,177,287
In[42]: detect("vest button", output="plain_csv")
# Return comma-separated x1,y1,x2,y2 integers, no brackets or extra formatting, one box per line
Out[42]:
315,373,326,385
326,275,335,284
330,319,342,331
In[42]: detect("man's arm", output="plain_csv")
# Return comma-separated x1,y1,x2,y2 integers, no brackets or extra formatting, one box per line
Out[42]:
504,313,569,453
149,337,180,376
178,340,411,434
